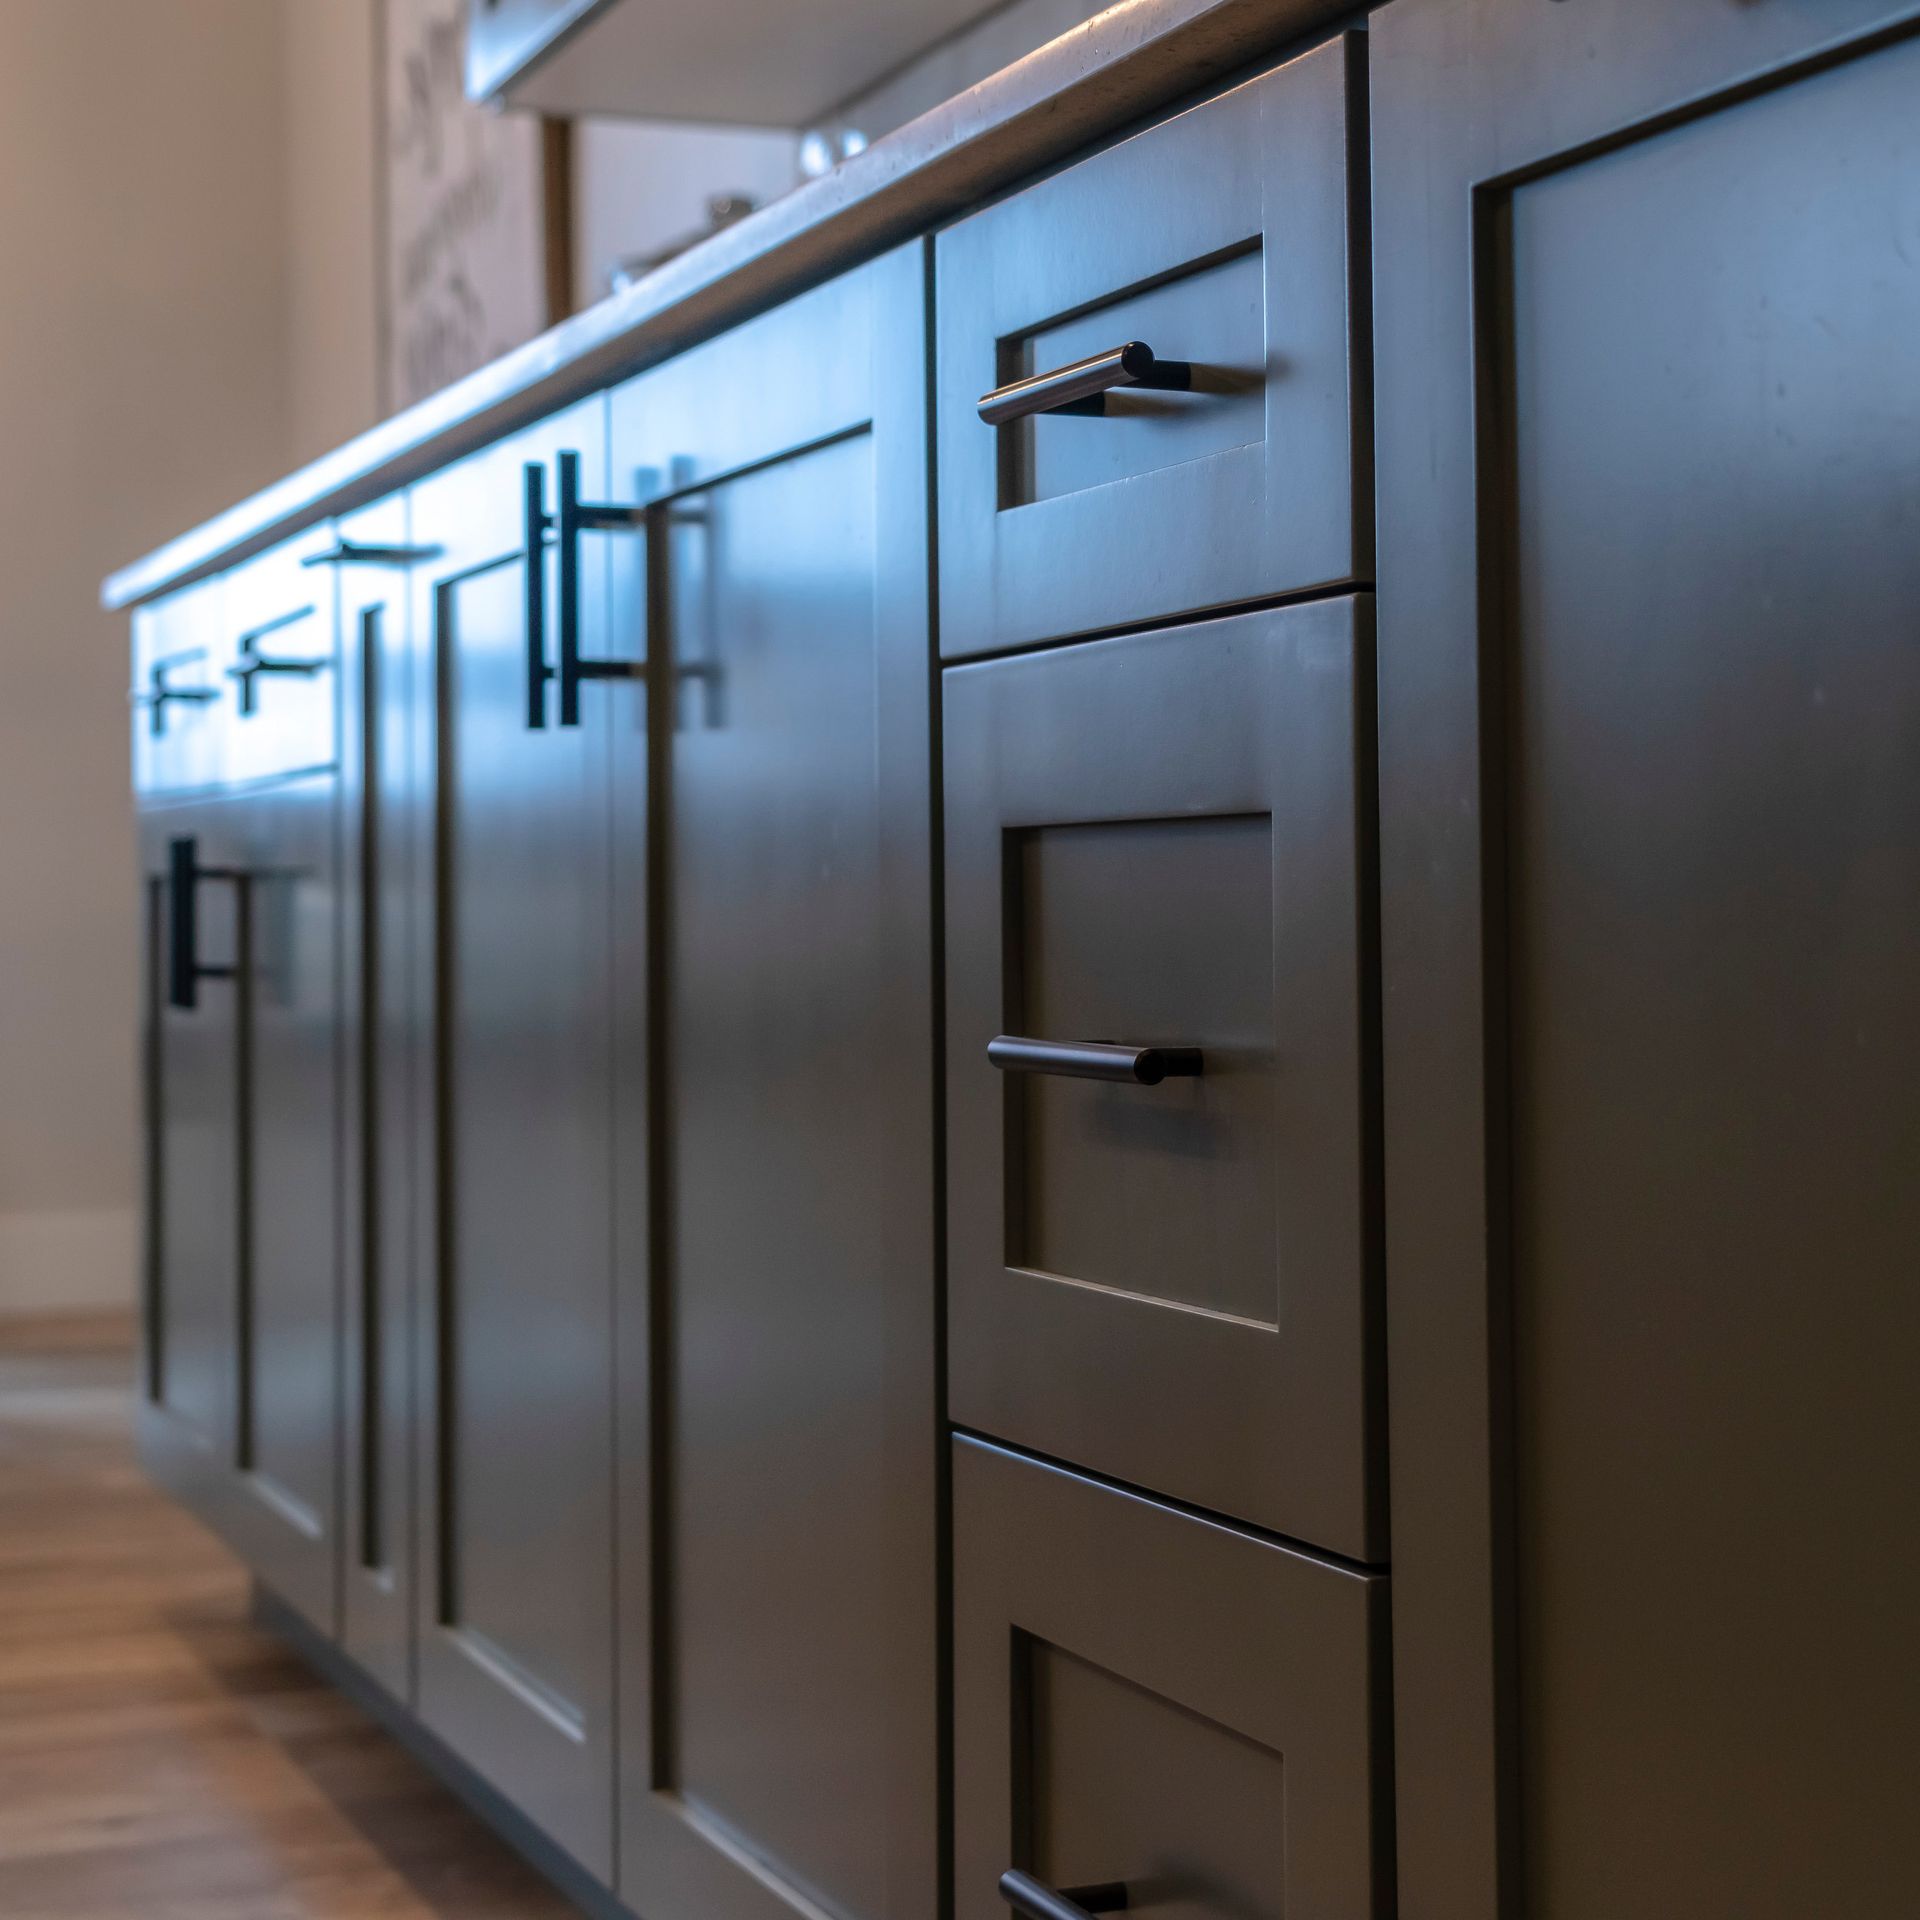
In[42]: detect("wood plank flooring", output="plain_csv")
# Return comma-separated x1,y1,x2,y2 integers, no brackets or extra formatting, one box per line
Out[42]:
0,1313,580,1920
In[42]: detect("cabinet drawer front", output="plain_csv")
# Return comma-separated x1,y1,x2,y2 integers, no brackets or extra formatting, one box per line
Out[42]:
224,528,339,785
133,580,229,795
945,599,1379,1558
935,33,1368,659
954,1437,1390,1920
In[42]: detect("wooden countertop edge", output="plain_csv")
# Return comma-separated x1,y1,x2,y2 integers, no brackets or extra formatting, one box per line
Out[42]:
102,0,1351,612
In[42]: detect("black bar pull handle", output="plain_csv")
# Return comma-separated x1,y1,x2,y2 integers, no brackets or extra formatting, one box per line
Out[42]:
988,1034,1203,1086
556,449,645,727
167,836,239,1011
167,837,198,1010
978,340,1192,427
303,539,445,569
131,650,219,738
228,606,328,717
525,461,554,729
525,454,643,729
999,1871,1129,1920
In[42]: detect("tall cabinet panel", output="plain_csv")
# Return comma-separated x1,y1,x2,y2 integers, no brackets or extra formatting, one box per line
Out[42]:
407,396,626,1878
139,788,244,1520
1373,5,1920,1917
609,243,937,1920
135,577,233,1518
218,529,346,1635
329,496,437,1701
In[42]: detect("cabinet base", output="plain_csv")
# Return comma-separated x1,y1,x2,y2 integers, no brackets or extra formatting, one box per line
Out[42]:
250,1583,631,1920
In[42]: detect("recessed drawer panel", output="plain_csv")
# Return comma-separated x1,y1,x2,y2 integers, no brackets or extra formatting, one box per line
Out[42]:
224,527,339,785
936,33,1369,658
953,1437,1390,1920
945,599,1380,1559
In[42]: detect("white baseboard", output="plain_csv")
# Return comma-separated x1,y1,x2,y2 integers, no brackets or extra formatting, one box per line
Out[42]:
0,1207,139,1317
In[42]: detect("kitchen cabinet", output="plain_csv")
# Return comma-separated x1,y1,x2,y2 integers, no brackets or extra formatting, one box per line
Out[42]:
329,496,436,1703
1372,3,1920,1916
139,793,244,1530
943,603,1380,1559
935,33,1368,657
133,576,233,1531
952,1437,1390,1920
136,535,347,1641
216,765,341,1625
404,396,628,1879
219,532,346,1632
607,241,937,1920
112,8,1920,1918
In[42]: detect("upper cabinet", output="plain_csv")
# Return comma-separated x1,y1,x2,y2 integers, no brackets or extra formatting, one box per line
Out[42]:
467,0,1007,125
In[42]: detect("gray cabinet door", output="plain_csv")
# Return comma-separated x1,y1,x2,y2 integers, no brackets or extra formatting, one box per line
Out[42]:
138,798,245,1525
935,33,1368,657
407,397,624,1880
945,601,1380,1561
333,495,428,1702
609,243,938,1920
223,764,343,1631
139,696,346,1640
214,533,346,1636
1373,5,1920,1916
953,1436,1390,1920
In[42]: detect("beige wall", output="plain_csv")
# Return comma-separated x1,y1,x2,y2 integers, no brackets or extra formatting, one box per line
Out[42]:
281,0,383,464
0,0,294,1313
0,0,1079,1315
0,0,794,1317
272,2,798,429
572,119,800,309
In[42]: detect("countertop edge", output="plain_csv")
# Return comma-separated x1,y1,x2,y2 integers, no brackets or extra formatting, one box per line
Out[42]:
102,0,1353,613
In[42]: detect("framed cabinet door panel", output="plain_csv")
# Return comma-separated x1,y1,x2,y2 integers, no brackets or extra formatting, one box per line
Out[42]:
139,765,344,1635
945,599,1381,1561
223,763,344,1633
407,395,624,1881
953,1436,1391,1920
609,241,938,1920
138,800,246,1528
1373,4,1920,1915
329,494,432,1701
935,33,1369,656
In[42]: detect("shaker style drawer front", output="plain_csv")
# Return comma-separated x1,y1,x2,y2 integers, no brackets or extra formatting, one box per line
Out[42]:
935,33,1368,658
953,1437,1390,1920
133,580,229,796
945,599,1379,1560
223,528,340,786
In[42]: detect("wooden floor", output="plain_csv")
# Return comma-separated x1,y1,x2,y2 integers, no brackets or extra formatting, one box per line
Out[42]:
0,1313,580,1920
